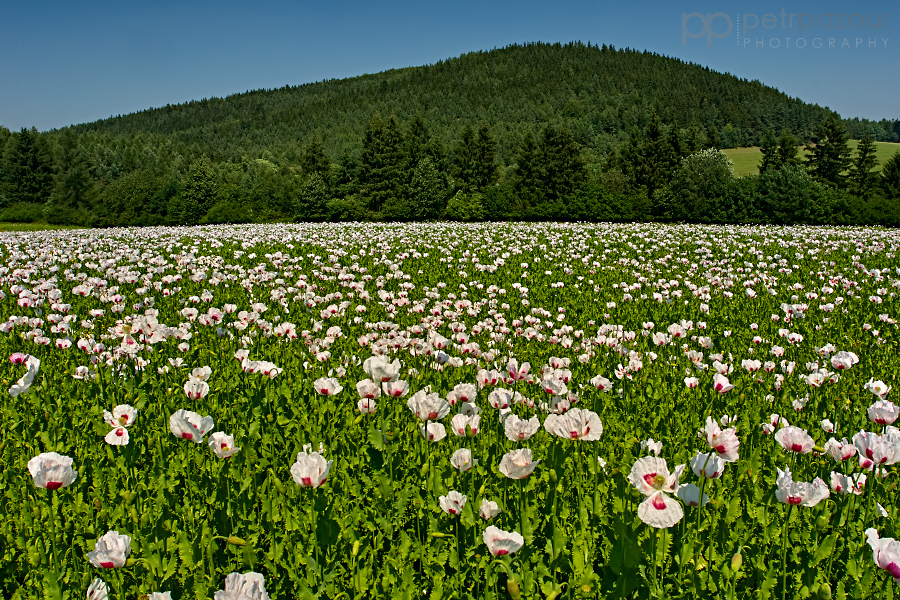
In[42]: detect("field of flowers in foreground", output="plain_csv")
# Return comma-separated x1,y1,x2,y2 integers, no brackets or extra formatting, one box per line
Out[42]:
1,222,900,600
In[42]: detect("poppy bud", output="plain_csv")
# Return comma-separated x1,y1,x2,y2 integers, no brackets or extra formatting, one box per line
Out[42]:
478,484,486,496
731,551,742,572
816,582,832,600
122,490,137,504
269,470,285,494
125,558,136,567
352,540,360,556
549,469,558,484
507,578,521,600
816,514,829,530
580,585,593,597
267,413,273,422
32,506,40,520
227,536,246,546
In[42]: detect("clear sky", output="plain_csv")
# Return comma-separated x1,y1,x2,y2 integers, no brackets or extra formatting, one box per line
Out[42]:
1,0,896,132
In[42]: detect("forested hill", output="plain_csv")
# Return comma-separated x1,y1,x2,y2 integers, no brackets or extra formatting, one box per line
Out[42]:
3,41,900,228
65,41,878,164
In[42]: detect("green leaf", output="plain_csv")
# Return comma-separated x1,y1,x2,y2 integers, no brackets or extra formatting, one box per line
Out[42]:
813,533,837,565
368,425,384,450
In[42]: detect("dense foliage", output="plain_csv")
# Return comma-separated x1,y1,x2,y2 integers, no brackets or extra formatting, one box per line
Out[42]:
1,42,899,227
2,222,900,599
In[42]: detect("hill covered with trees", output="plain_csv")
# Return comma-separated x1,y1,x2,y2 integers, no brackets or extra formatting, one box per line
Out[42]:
1,41,899,226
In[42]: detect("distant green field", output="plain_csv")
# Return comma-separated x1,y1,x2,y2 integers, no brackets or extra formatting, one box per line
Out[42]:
0,222,87,232
723,141,900,177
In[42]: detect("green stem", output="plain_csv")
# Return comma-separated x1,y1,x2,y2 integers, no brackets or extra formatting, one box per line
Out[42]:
781,504,793,600
48,492,59,585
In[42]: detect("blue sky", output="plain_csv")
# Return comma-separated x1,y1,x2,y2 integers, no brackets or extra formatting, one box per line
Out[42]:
1,0,896,131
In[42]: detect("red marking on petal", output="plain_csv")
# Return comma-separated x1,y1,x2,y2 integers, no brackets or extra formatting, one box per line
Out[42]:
45,481,62,490
791,443,803,452
652,496,667,510
100,561,114,568
182,433,193,440
887,563,900,579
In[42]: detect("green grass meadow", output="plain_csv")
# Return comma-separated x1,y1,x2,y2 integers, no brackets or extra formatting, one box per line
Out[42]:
723,141,900,177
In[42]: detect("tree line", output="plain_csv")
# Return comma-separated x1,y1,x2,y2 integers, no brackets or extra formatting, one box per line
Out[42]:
2,109,899,227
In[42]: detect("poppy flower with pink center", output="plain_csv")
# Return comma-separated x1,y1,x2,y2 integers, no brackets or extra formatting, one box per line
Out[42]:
28,452,77,490
690,452,726,479
103,405,137,428
830,471,865,495
702,417,740,462
169,409,215,443
712,373,733,394
506,358,530,382
290,449,332,488
544,408,603,441
104,427,130,446
450,413,480,437
362,356,401,383
381,379,409,398
774,467,829,507
628,456,686,528
86,531,131,569
868,400,900,426
628,456,685,496
439,490,467,515
774,426,815,454
866,528,900,584
853,430,900,466
208,432,240,458
499,449,539,479
823,437,857,462
504,414,540,442
407,390,450,421
419,422,447,442
355,379,381,400
488,388,514,410
590,374,613,392
483,526,524,556
313,377,343,396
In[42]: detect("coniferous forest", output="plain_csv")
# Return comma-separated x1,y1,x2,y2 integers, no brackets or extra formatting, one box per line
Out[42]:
1,42,899,227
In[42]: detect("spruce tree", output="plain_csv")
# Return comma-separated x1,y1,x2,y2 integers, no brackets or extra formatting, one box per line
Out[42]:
50,129,96,212
759,129,778,173
1,128,55,205
451,125,477,191
775,131,801,167
359,114,405,214
807,113,852,186
177,159,218,223
473,123,499,190
880,151,900,199
850,132,879,198
300,137,331,179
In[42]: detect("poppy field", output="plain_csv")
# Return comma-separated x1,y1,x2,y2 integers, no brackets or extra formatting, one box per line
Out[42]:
2,221,900,599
